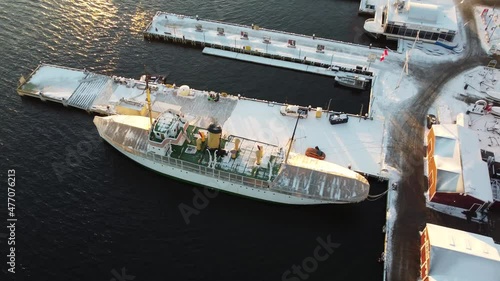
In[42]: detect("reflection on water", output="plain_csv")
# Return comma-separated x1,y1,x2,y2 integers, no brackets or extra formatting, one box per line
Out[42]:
129,6,150,35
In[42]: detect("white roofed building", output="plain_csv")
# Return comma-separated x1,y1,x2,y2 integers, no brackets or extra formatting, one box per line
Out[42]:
420,223,500,281
426,123,493,211
364,0,459,45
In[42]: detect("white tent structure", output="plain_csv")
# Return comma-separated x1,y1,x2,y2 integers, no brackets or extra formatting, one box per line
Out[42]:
420,223,500,281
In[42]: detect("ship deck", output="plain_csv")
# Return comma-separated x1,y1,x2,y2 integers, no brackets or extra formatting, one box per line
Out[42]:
168,128,283,182
18,64,388,179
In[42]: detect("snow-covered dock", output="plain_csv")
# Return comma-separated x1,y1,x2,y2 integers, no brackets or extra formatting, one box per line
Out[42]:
18,64,388,179
143,12,379,85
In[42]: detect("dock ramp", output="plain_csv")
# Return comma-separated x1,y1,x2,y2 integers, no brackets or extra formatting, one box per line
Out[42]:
67,73,111,110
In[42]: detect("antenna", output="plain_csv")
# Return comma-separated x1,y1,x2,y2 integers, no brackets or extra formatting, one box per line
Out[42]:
395,30,419,89
144,65,154,128
285,114,301,164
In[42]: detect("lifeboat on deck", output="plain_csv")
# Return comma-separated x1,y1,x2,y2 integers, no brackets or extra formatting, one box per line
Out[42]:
305,147,326,160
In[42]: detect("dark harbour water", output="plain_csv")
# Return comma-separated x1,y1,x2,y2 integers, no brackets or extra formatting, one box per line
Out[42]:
0,0,391,280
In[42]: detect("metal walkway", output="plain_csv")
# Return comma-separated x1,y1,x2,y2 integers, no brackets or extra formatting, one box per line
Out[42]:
67,73,111,110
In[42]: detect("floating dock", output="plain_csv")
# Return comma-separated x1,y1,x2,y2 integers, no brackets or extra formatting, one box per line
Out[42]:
18,64,388,179
143,12,380,88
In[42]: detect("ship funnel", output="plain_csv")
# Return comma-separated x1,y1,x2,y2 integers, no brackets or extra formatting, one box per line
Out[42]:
207,123,222,149
231,138,241,159
234,138,241,151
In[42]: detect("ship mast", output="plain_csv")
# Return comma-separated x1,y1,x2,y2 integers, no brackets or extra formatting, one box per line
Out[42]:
285,114,300,164
145,74,153,128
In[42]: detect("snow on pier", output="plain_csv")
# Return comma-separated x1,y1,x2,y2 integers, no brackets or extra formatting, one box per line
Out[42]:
17,64,387,179
224,99,386,176
143,12,381,81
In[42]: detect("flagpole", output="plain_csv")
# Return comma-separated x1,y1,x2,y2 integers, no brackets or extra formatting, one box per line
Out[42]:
285,114,300,164
395,30,419,89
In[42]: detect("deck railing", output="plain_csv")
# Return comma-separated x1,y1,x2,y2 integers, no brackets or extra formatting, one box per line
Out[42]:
102,134,334,201
106,136,270,190
148,152,270,189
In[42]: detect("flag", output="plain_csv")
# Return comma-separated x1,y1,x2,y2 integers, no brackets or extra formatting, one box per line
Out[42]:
380,49,388,61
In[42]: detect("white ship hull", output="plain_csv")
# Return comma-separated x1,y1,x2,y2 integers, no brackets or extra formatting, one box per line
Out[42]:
104,137,338,205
